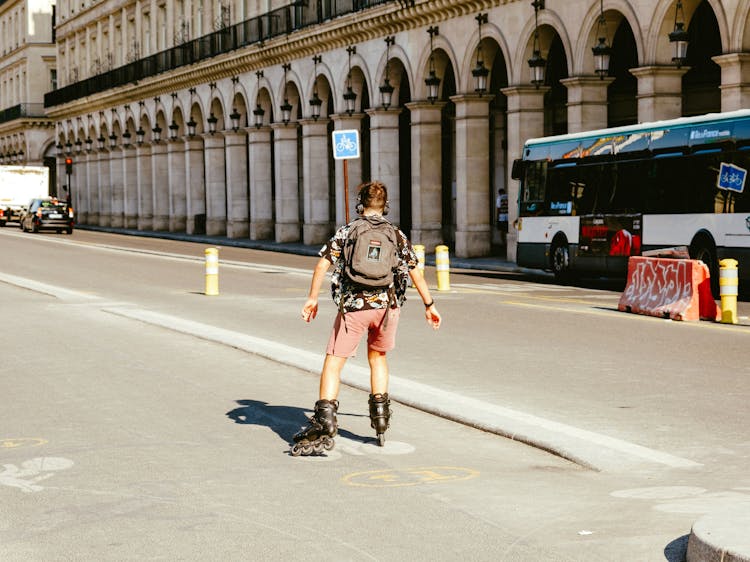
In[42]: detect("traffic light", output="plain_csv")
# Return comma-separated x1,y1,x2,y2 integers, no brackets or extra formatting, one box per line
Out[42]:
65,157,73,174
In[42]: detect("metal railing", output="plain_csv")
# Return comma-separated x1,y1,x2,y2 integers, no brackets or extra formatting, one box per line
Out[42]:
0,103,48,124
45,0,394,108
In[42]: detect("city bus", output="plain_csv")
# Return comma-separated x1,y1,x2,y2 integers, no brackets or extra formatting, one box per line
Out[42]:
513,109,750,294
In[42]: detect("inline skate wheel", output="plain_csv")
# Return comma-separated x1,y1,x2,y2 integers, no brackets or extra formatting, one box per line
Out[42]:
376,433,385,447
323,437,335,451
290,444,303,457
313,441,325,454
301,443,313,455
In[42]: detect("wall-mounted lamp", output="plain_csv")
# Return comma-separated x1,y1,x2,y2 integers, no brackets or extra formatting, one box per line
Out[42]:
56,143,63,156
85,137,93,152
380,37,395,109
230,108,240,132
592,0,611,79
152,125,162,143
281,63,293,125
472,13,489,95
122,130,131,147
254,70,265,128
109,133,117,148
188,88,197,137
207,113,217,134
669,0,689,68
65,141,73,155
425,26,441,103
310,55,322,120
528,0,547,88
136,126,145,145
169,120,179,140
97,136,105,150
75,138,83,154
344,46,357,115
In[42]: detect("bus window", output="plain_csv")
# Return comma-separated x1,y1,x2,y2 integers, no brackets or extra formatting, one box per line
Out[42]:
608,160,647,213
520,160,547,216
729,150,750,212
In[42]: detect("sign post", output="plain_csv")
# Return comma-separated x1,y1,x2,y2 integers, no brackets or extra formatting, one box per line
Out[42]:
332,129,360,223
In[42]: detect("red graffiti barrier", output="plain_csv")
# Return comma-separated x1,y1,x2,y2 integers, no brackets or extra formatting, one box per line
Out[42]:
618,257,719,321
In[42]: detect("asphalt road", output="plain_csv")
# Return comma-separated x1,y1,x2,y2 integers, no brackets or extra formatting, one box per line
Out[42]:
2,228,750,561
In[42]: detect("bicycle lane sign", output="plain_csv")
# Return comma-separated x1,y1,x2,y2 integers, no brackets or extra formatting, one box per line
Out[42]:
332,129,360,160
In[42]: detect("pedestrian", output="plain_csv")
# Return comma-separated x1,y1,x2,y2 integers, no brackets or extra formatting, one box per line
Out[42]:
292,180,442,456
496,188,508,245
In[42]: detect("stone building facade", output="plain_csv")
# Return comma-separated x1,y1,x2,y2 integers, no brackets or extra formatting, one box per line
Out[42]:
0,0,57,180
44,0,749,259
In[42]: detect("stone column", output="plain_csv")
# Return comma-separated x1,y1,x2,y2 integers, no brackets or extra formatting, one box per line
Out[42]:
224,130,249,238
366,108,402,224
136,143,153,230
271,122,300,243
331,113,363,224
98,149,111,226
247,126,273,239
203,133,227,236
110,147,124,227
451,94,494,258
81,151,92,224
167,137,187,232
561,76,615,133
300,118,331,244
405,101,445,250
630,66,689,123
151,141,169,230
122,145,138,228
500,85,548,262
713,53,750,112
184,136,205,235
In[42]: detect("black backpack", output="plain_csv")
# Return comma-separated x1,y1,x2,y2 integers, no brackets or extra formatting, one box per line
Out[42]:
342,216,399,289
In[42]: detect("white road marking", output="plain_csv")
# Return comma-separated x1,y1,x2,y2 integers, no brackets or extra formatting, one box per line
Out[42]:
0,457,74,493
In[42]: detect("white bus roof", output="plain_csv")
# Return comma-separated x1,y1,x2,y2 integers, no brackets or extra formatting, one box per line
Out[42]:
524,109,750,147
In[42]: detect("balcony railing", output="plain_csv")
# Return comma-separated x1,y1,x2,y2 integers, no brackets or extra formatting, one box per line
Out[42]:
0,103,48,124
45,0,394,108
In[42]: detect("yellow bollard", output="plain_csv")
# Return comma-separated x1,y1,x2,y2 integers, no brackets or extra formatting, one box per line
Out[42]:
435,245,450,291
204,247,219,296
719,258,738,324
413,244,425,286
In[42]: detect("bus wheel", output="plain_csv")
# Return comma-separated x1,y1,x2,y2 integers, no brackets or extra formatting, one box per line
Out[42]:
689,238,719,298
550,240,571,282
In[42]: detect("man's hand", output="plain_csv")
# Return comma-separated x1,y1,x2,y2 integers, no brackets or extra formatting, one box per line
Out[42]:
425,305,441,330
302,299,318,322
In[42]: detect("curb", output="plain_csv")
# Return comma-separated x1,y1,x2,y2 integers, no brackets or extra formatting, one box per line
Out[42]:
687,506,750,561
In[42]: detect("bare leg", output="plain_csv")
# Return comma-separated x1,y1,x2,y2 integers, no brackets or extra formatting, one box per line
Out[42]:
319,354,347,400
368,348,389,395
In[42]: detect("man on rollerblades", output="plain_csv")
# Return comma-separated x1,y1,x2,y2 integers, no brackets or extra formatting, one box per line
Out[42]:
292,180,442,456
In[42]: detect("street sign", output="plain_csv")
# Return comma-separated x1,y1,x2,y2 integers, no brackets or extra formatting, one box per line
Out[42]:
717,162,747,193
332,129,360,160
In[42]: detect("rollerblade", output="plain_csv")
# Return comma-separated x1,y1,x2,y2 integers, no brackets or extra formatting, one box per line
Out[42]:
290,399,338,457
368,393,391,447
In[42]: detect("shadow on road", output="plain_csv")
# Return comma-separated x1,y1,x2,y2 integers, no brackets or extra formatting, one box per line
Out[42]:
226,399,370,447
663,534,688,561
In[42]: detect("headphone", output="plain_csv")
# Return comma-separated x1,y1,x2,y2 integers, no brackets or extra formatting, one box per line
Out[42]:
356,183,389,216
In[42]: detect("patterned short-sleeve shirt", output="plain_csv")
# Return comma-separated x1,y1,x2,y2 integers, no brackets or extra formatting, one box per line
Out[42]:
319,218,418,313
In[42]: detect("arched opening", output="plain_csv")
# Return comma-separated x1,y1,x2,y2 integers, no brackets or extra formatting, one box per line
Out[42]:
682,0,721,116
438,55,456,248
395,62,412,236
608,17,638,127
544,33,568,136
487,40,509,255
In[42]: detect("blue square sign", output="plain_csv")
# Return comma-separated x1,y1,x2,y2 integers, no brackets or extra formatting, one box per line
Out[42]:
332,130,360,160
717,162,747,193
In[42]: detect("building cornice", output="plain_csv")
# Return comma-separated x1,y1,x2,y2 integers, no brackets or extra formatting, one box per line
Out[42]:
47,0,515,119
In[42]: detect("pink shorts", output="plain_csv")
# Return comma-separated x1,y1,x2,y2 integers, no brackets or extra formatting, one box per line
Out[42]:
326,307,401,358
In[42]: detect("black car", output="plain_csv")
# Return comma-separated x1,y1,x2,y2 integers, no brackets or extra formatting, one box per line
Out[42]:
20,198,74,234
